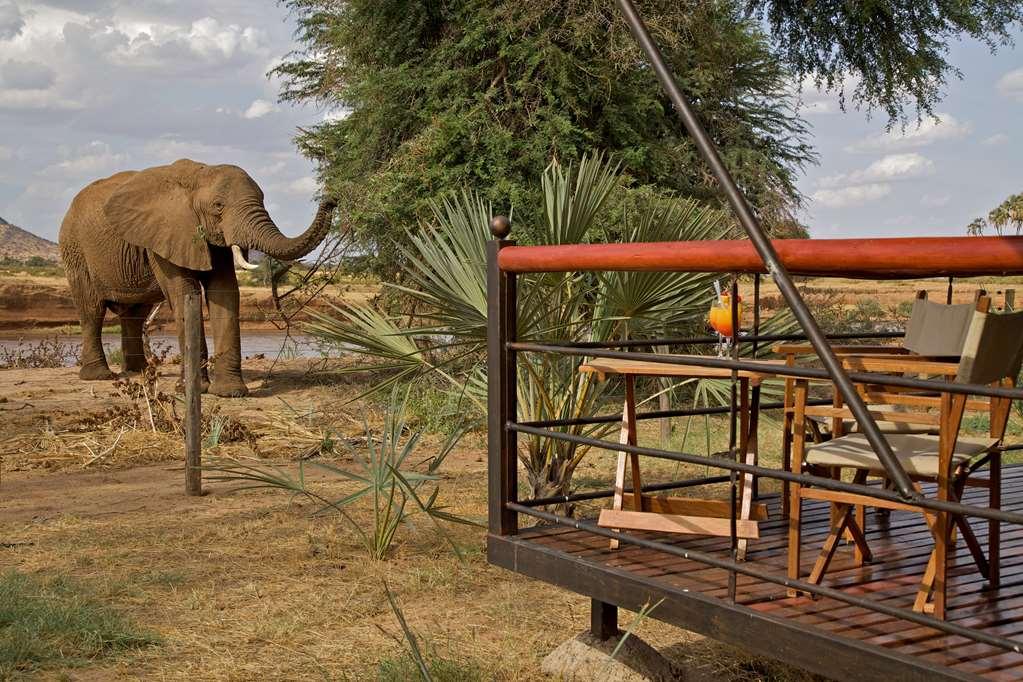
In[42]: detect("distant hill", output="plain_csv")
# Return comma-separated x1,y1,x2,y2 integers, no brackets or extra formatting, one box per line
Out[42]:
0,217,59,261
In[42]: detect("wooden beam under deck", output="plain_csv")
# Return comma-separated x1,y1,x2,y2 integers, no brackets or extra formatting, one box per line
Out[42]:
488,464,1023,681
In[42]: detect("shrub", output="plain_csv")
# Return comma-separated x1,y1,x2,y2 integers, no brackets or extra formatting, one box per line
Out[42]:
206,386,475,560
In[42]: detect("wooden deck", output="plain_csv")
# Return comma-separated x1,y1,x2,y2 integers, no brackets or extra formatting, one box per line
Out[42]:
488,464,1023,682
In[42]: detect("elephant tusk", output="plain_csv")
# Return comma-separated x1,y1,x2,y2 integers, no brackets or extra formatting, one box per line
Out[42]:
231,245,259,271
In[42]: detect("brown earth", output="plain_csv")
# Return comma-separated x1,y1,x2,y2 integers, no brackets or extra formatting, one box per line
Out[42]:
0,271,378,330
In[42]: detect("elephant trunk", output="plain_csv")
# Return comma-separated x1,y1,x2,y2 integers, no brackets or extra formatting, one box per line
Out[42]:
241,199,336,261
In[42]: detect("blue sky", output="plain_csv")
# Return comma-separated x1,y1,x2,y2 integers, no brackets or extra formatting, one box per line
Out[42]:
0,1,1020,243
797,29,1023,238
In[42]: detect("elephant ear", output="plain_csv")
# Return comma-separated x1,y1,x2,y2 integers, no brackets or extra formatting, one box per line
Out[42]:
103,163,212,271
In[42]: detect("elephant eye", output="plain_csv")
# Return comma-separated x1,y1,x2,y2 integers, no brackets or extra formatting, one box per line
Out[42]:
212,200,225,214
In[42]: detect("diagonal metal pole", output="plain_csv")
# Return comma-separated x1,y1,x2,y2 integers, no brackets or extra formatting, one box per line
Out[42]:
614,0,918,500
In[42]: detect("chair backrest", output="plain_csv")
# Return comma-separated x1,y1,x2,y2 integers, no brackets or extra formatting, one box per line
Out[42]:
956,307,1023,385
903,295,977,356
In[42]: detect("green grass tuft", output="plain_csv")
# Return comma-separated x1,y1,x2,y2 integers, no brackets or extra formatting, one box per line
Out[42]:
0,570,158,678
376,651,486,682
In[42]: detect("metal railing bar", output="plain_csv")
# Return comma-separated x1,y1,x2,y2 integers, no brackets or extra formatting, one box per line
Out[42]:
508,422,1023,526
517,397,832,429
517,474,732,508
506,502,1023,654
553,330,903,350
509,342,1023,401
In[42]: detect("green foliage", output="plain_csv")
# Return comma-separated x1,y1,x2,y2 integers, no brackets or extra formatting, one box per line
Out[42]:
206,386,476,560
749,1,1023,122
988,193,1023,235
0,570,158,677
276,0,815,276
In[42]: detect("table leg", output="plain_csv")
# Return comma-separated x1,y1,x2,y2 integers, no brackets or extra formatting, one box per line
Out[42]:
610,375,638,550
737,382,760,561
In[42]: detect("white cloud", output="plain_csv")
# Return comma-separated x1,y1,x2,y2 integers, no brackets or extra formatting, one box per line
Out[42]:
256,159,287,176
38,140,127,179
812,184,892,209
0,144,12,160
1,58,57,90
243,98,276,119
983,133,1011,146
0,87,82,111
997,67,1023,102
322,107,351,123
0,1,24,41
920,194,951,208
275,176,318,196
792,74,859,116
818,153,935,188
846,113,971,152
58,16,270,75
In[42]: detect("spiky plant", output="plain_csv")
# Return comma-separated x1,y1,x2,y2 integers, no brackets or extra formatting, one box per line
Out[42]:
306,153,788,501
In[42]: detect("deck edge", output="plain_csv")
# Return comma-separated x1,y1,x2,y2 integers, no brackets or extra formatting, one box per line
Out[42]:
488,532,984,682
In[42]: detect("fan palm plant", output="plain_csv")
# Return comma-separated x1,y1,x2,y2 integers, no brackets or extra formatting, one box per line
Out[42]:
307,153,767,500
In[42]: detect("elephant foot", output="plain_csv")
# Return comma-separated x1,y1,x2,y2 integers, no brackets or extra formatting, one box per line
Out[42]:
121,360,148,373
80,364,116,381
209,379,249,398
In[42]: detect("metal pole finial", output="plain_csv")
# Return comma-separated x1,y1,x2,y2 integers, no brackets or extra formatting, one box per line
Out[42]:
490,215,511,239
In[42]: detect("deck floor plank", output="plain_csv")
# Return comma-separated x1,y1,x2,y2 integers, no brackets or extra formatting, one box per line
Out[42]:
505,465,1023,679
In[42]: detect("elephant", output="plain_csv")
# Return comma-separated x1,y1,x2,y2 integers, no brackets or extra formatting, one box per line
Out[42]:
58,158,336,397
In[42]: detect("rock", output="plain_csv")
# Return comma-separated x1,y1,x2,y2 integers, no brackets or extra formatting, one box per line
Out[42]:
541,632,681,681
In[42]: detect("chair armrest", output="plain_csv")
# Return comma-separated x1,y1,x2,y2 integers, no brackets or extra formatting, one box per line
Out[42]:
771,343,906,356
802,405,940,426
840,356,960,375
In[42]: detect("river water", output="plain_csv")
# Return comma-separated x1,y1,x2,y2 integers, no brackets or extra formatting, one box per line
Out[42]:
0,331,335,366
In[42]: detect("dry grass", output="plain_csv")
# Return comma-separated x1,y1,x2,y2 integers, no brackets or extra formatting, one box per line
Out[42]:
1,453,817,681
0,359,825,680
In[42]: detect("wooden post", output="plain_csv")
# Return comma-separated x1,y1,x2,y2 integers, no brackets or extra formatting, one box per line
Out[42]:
487,216,517,536
590,599,619,641
183,290,203,496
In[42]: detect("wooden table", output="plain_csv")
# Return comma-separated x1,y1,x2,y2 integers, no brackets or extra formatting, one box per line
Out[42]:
579,356,782,559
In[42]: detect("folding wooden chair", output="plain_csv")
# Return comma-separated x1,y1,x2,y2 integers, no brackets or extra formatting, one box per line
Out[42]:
787,297,1023,618
775,290,985,518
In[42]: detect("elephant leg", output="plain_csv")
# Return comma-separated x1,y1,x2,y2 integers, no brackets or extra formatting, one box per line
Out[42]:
67,268,114,380
147,252,210,394
203,247,247,397
117,303,151,373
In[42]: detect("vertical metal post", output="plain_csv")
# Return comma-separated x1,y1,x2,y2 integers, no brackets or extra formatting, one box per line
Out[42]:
590,598,619,641
1005,289,1015,312
488,216,518,537
751,274,761,500
183,290,203,497
658,324,671,446
947,277,954,304
614,0,917,501
727,276,739,600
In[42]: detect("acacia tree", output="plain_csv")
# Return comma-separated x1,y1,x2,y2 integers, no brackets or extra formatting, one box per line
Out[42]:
276,2,1020,275
276,0,815,274
748,0,1023,121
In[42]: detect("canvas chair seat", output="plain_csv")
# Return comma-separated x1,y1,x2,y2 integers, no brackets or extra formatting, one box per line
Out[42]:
805,433,997,477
